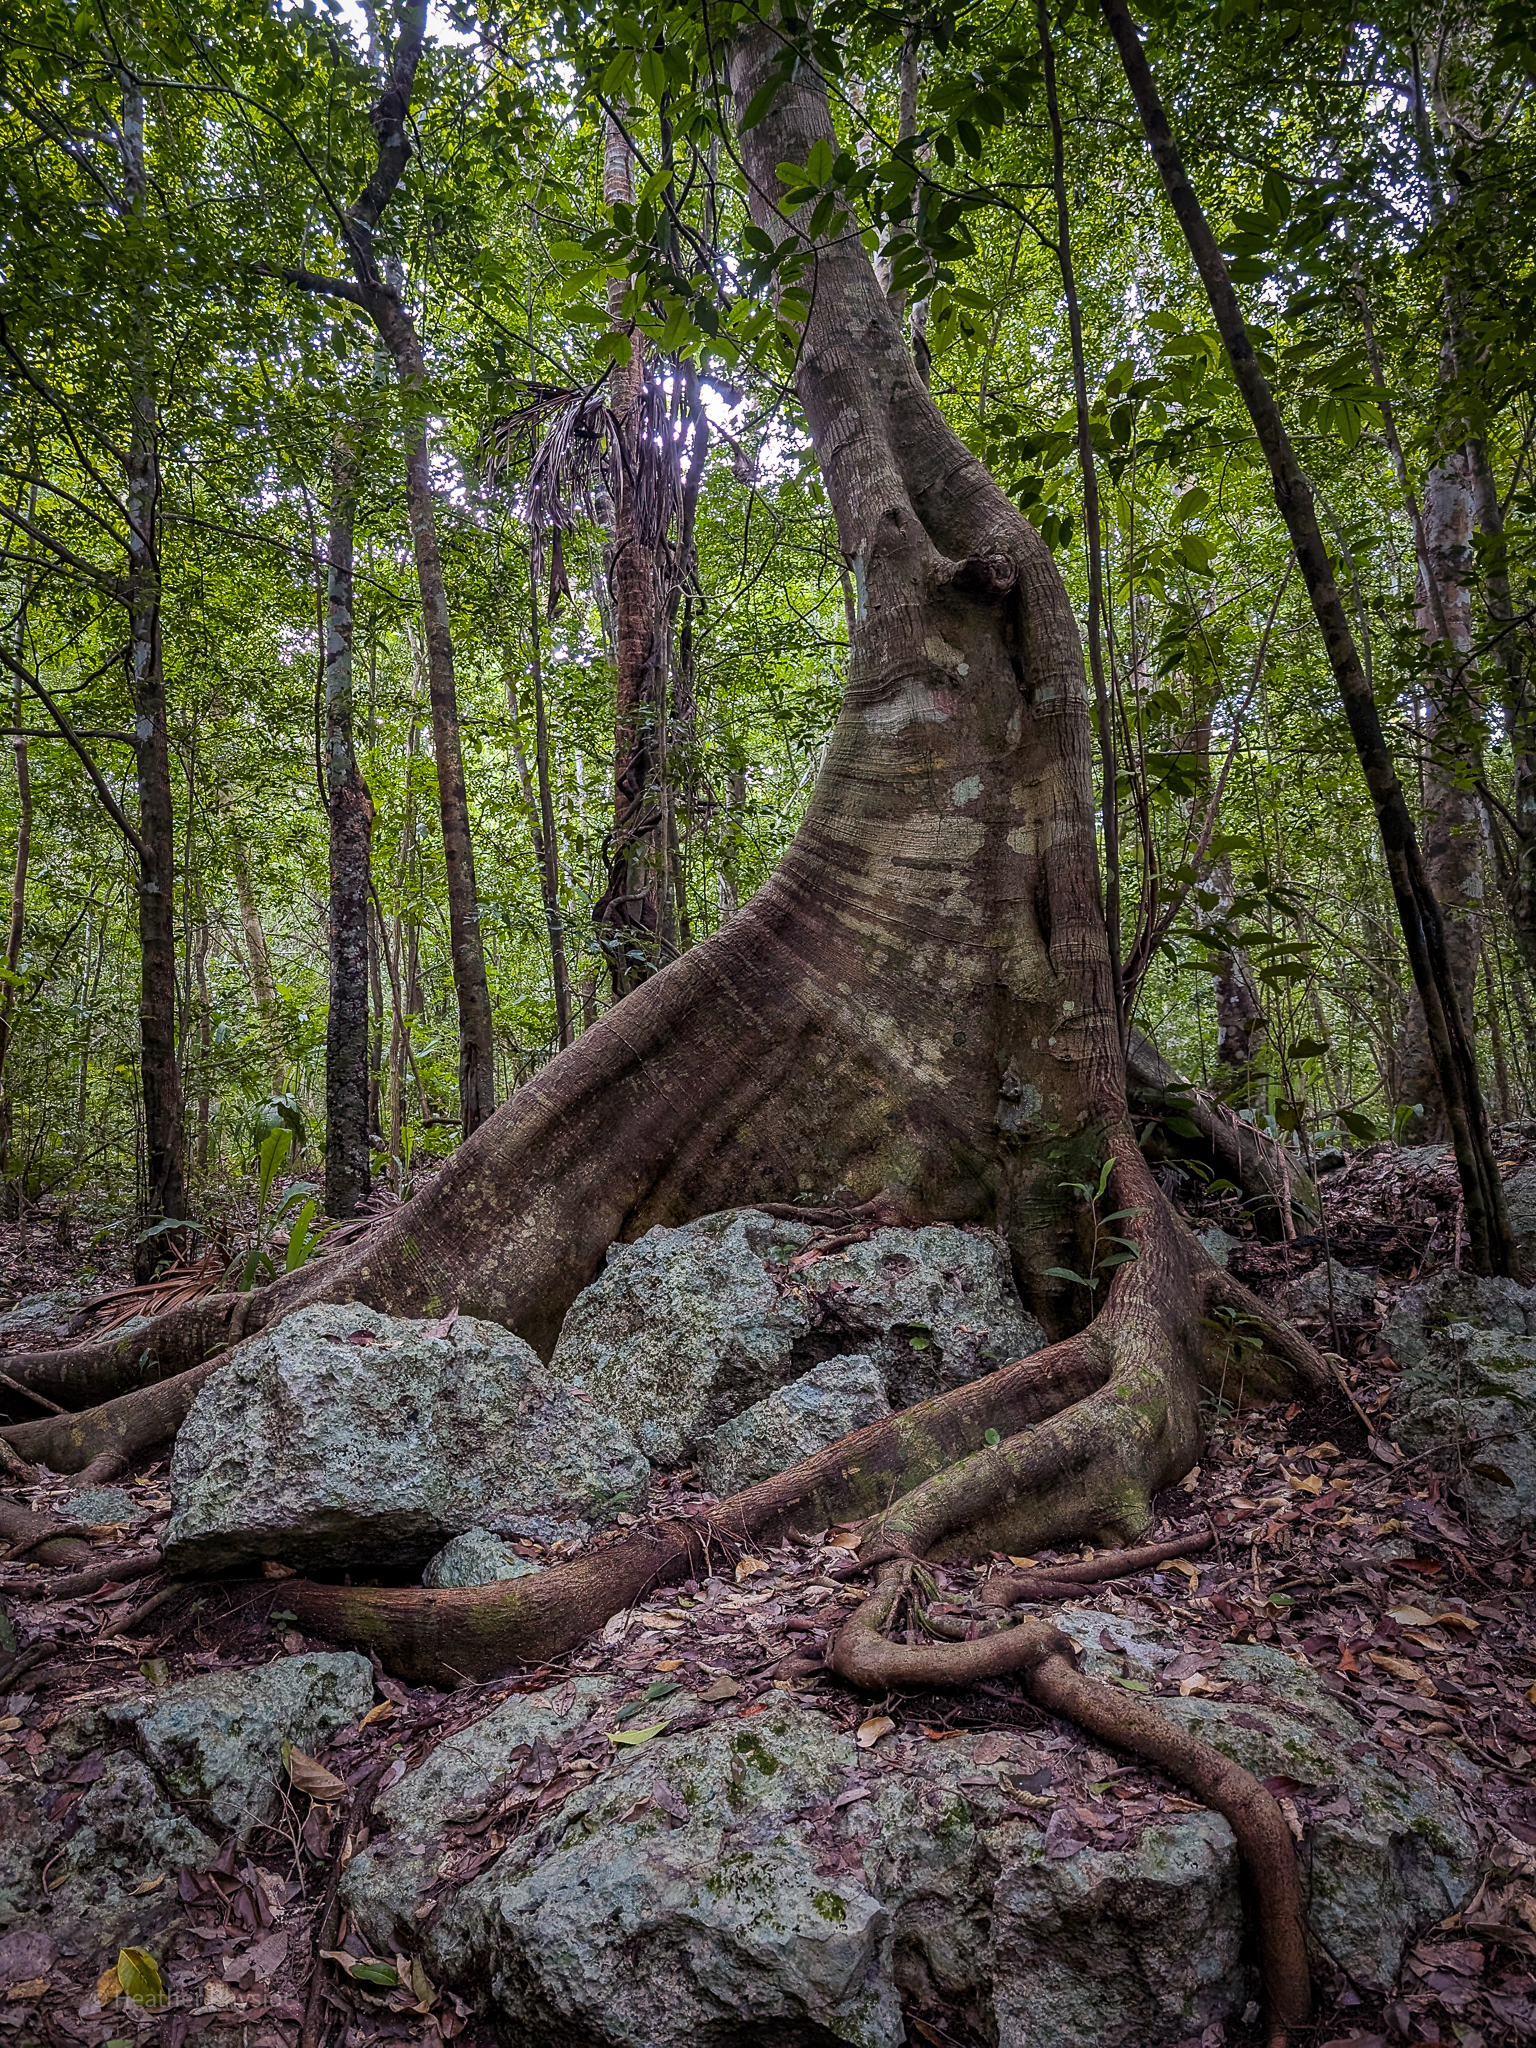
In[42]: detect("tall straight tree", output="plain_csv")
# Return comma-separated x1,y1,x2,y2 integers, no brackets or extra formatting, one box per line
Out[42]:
1098,0,1516,1278
277,1,496,1137
121,49,187,1276
591,111,667,996
323,431,374,1215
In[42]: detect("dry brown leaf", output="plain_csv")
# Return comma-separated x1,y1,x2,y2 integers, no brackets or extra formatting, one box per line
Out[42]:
261,1559,297,1579
203,1981,241,2011
1368,1651,1425,1685
95,1967,121,2006
359,1700,394,1729
654,1658,682,1672
734,1557,768,1582
1288,1473,1324,1496
1167,1558,1201,1583
287,1747,348,1802
0,1715,21,1733
696,1676,740,1702
5,1980,49,2003
129,1873,165,1896
1007,1555,1038,1568
1387,1604,1436,1627
856,1715,895,1748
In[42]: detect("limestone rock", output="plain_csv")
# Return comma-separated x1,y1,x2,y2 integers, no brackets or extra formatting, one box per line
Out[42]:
696,1354,891,1495
107,1651,374,1843
161,1302,650,1571
1382,1272,1536,1540
424,1528,542,1588
551,1211,1044,1467
343,1613,1475,2048
1283,1257,1378,1320
1195,1225,1239,1270
0,1752,214,1959
63,1485,144,1529
1504,1161,1536,1270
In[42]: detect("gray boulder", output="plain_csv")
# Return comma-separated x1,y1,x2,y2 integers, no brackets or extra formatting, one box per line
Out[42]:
1507,1161,1536,1270
162,1302,650,1571
1382,1271,1536,1539
551,1211,1044,1467
63,1485,144,1529
343,1613,1474,2048
0,1751,215,1960
106,1651,374,1843
424,1528,543,1588
1283,1257,1378,1321
696,1354,891,1495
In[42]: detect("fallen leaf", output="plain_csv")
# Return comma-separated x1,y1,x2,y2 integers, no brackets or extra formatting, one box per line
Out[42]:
359,1700,394,1729
261,1560,296,1580
346,1959,399,1987
0,1716,20,1733
601,1611,632,1643
287,1747,348,1802
696,1676,740,1702
824,1530,861,1549
647,1616,685,1632
1387,1604,1436,1627
1527,1683,1536,1707
654,1659,682,1672
4,1980,49,2003
1288,1472,1324,1496
1167,1558,1201,1583
856,1715,895,1749
115,1949,163,2008
203,1980,240,2011
1007,1555,1038,1568
1178,1465,1201,1492
609,1721,667,1746
972,1731,1012,1764
96,1966,121,2005
1428,1611,1478,1631
1368,1651,1424,1684
411,1956,437,2011
129,1873,165,1896
734,1557,768,1582
1302,1442,1341,1459
921,1725,963,1740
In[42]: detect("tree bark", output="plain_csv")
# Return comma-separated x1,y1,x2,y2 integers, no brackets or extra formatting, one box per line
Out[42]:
1465,436,1536,979
0,644,33,1208
230,834,284,1098
591,113,667,996
122,59,186,1280
1098,0,1515,1278
1399,447,1483,1138
323,431,375,1217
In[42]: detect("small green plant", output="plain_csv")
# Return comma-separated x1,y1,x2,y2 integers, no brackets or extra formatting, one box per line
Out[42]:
239,1126,325,1289
1043,1156,1143,1297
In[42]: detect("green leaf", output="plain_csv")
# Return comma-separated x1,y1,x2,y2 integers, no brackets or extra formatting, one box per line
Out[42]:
347,1960,400,1988
1042,1266,1095,1288
116,1950,164,2007
1339,1110,1378,1142
983,1427,1001,1448
609,1721,668,1746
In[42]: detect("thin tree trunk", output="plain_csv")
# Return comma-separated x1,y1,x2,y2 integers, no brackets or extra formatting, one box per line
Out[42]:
193,912,210,1177
230,836,284,1098
0,629,34,1208
323,432,375,1217
122,59,186,1279
367,900,384,1139
279,6,494,1140
512,564,572,1048
1399,445,1482,1138
1039,0,1124,1048
1099,0,1515,1278
1465,437,1535,978
591,112,666,996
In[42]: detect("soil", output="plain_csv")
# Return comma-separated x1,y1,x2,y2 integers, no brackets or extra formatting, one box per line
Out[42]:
2,1141,1533,2048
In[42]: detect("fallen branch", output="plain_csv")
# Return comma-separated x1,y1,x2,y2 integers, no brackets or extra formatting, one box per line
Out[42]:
5,1546,162,1601
1,1354,221,1472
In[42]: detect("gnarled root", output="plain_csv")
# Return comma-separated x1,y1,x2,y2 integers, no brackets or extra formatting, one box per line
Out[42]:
830,1557,1309,2048
2,1356,221,1474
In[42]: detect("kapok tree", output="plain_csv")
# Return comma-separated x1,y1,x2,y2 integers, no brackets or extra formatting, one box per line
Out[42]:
1,13,1329,2033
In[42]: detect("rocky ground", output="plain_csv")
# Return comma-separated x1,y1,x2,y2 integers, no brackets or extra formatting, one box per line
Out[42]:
1,1142,1534,2048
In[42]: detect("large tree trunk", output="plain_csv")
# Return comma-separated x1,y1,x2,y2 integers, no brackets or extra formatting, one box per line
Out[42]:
3,13,1321,1452
323,432,375,1217
122,61,187,1281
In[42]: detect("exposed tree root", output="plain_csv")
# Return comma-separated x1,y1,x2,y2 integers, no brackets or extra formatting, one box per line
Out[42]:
0,1499,92,1569
1,1355,221,1472
831,1555,1309,2048
978,1528,1212,1607
6,1547,162,1601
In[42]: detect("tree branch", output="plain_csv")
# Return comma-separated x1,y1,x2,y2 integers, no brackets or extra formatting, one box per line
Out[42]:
0,645,148,860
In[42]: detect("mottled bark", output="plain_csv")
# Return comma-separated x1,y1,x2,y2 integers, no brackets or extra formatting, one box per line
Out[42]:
0,667,33,1202
230,835,284,1098
323,433,375,1217
1400,448,1483,1138
1465,436,1536,980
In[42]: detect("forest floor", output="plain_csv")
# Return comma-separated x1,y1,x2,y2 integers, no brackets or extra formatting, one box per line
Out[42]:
2,1141,1535,2048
